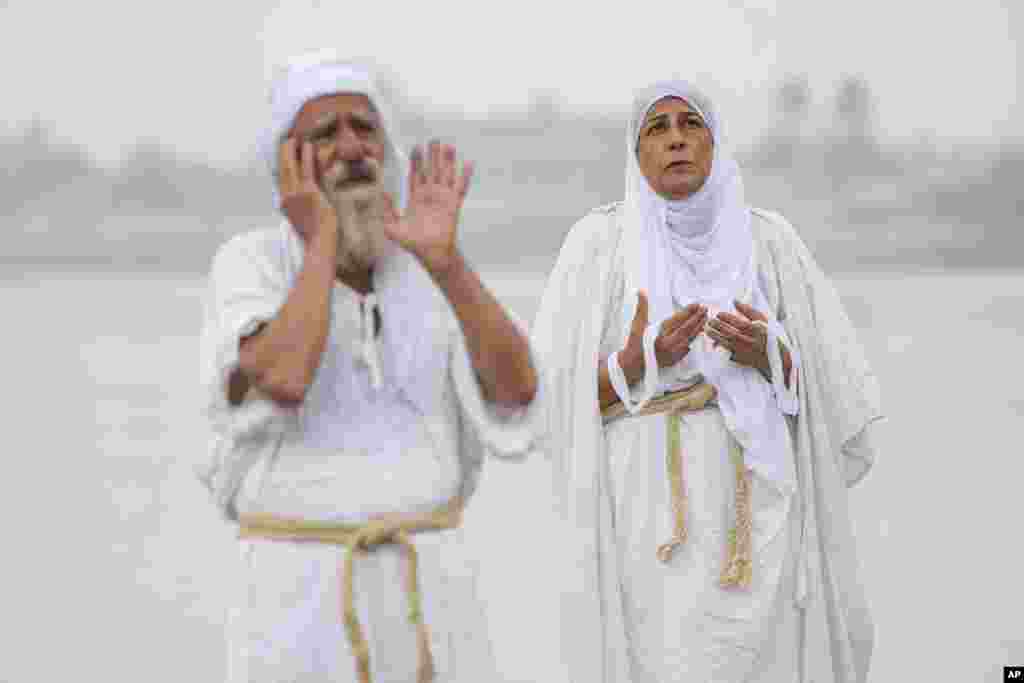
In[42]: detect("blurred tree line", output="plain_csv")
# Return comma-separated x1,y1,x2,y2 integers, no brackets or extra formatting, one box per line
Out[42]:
3,74,1020,272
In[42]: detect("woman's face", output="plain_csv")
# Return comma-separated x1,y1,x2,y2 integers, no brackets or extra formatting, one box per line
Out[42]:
636,97,714,200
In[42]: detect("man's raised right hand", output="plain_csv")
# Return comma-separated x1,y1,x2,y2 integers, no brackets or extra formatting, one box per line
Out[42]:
277,138,338,245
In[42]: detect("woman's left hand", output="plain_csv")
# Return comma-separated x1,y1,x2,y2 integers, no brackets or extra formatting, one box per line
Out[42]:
706,301,770,379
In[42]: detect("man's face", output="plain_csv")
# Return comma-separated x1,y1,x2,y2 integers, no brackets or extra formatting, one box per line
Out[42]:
290,93,391,270
636,97,713,200
289,93,388,201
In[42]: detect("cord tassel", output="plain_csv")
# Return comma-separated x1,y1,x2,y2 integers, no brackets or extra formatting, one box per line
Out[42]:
657,410,688,563
719,439,753,589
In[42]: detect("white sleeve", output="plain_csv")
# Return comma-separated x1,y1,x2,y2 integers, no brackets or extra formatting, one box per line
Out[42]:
766,318,801,416
196,233,297,518
842,417,882,487
606,321,661,413
450,312,544,459
752,278,800,415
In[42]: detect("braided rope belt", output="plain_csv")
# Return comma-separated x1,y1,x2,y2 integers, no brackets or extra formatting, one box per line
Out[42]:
238,498,464,683
603,383,753,589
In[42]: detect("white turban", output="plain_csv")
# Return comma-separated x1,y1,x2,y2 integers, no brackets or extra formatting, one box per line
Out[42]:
617,79,797,493
261,52,407,209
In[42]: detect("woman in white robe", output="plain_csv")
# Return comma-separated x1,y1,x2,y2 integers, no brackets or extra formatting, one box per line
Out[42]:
532,81,882,683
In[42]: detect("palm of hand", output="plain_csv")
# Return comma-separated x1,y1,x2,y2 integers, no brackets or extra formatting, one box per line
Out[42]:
623,291,707,373
390,181,461,269
383,141,474,274
707,302,770,374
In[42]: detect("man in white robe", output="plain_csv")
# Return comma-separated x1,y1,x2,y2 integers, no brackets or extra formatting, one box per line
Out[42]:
532,80,882,682
198,53,543,682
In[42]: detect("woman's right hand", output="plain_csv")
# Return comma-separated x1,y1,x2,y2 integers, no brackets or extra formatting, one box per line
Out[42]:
620,291,708,382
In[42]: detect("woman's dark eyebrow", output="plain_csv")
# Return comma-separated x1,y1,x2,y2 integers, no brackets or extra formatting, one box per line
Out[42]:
644,113,668,128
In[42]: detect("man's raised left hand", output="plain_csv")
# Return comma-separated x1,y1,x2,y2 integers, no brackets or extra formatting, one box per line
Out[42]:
382,139,474,276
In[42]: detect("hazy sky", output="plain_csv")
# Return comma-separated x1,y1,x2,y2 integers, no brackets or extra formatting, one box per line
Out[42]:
2,0,1019,165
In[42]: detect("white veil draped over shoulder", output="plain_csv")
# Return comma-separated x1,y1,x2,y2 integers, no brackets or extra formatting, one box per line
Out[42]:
532,79,882,683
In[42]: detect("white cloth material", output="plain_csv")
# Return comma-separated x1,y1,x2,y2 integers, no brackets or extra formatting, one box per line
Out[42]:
199,226,543,682
606,321,661,413
606,407,801,682
531,202,882,683
198,225,542,522
765,318,800,414
356,292,383,390
228,529,498,682
597,228,802,683
616,80,797,495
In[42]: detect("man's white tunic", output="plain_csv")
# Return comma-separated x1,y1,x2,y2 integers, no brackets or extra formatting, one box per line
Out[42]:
198,224,542,682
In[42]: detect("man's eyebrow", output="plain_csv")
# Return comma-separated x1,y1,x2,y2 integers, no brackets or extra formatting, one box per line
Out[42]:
348,111,380,128
307,113,339,137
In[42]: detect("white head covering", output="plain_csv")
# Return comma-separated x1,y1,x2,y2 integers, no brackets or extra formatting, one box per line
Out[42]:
262,52,451,414
621,80,755,333
619,79,795,492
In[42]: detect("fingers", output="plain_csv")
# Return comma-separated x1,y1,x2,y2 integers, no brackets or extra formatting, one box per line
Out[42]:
734,300,768,322
442,144,457,187
409,145,424,193
630,290,649,337
380,192,399,223
429,139,443,184
659,310,707,365
705,325,734,352
707,319,760,364
457,159,475,198
380,192,401,240
656,325,697,366
653,303,707,364
277,137,300,194
662,303,705,335
707,318,745,343
410,139,473,200
667,306,708,344
299,141,316,186
412,141,465,198
716,311,756,336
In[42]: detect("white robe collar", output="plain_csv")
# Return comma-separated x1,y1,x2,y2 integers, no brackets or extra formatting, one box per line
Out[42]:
279,221,450,415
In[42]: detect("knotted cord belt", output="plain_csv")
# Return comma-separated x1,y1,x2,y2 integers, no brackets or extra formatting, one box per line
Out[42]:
238,497,464,683
603,382,753,589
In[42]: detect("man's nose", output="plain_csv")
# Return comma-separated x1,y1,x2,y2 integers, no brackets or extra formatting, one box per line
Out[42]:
328,126,369,163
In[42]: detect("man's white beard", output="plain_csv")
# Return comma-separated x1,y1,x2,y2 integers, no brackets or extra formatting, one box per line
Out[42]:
328,189,389,271
322,160,392,272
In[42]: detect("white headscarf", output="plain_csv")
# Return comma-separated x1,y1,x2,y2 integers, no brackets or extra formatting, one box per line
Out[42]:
619,80,795,492
262,52,450,415
621,80,754,334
